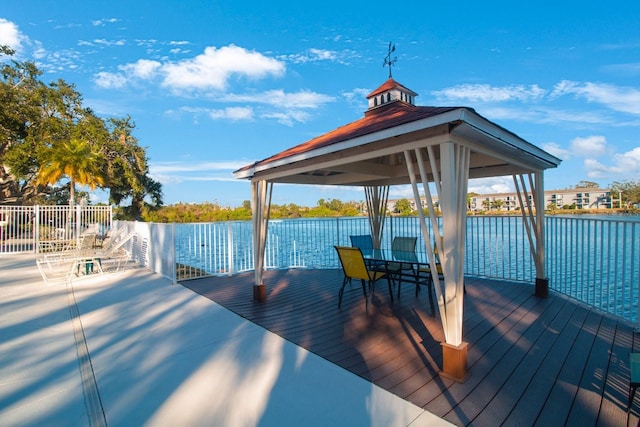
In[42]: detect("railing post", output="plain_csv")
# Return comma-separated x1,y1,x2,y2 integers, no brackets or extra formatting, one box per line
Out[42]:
33,205,40,254
227,221,234,276
633,273,640,332
171,222,177,284
75,205,82,247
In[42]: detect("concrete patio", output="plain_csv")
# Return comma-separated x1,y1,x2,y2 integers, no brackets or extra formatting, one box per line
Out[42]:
0,254,449,426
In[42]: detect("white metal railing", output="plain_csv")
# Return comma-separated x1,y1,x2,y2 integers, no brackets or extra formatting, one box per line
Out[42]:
115,215,640,323
546,216,640,322
0,205,112,254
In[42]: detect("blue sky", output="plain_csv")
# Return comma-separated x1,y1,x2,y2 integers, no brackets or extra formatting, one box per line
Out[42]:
2,1,639,207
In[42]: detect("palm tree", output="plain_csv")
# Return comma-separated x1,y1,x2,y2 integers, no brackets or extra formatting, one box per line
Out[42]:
36,137,105,206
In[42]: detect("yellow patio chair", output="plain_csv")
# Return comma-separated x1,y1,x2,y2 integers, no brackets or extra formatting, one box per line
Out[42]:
334,246,391,310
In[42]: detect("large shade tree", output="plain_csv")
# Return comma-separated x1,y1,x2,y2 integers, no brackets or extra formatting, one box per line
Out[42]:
0,46,162,217
102,116,163,219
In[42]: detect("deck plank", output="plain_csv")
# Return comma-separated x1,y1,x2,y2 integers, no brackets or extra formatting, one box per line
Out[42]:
501,303,589,426
566,314,617,425
469,296,573,426
599,323,635,426
474,299,575,425
182,269,635,426
534,309,604,426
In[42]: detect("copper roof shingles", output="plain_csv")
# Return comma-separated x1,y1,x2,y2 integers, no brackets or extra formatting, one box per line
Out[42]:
236,104,469,173
367,77,418,98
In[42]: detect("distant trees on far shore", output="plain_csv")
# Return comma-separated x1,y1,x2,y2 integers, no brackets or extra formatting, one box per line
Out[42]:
142,198,363,223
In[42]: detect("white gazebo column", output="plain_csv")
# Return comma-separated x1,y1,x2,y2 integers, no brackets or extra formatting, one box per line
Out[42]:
251,180,273,301
405,142,470,382
514,172,548,297
438,142,470,381
364,185,389,248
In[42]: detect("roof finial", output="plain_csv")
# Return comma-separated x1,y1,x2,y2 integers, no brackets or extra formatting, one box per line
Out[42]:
383,42,397,78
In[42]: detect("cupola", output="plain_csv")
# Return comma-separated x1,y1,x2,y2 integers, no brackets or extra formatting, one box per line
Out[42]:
365,77,418,115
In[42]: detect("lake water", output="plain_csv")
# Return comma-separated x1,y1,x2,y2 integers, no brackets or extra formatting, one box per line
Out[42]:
176,214,640,322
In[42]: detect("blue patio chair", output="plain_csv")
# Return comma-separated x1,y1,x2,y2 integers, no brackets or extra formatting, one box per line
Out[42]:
349,234,373,251
387,236,418,296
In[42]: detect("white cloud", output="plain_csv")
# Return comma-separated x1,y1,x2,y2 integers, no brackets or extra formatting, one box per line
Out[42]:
94,71,127,89
342,88,370,109
542,142,571,160
93,38,126,46
150,160,248,185
602,62,640,76
580,145,640,179
92,45,332,125
222,89,334,109
0,18,26,53
169,48,191,55
483,106,610,125
280,48,358,65
286,48,337,64
613,147,640,172
161,45,285,90
121,59,162,79
432,84,546,103
468,176,514,194
91,18,119,26
170,106,254,122
152,161,248,174
552,80,640,115
570,135,607,156
584,158,621,179
261,110,311,126
209,107,254,121
94,45,286,92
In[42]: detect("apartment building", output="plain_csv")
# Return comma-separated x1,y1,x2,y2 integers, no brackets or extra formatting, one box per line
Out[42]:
388,187,616,213
468,188,613,212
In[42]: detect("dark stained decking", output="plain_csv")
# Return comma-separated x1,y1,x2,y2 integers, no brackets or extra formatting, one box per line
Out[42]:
182,269,637,426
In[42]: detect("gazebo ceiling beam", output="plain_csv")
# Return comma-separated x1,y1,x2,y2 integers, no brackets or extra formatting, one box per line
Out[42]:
250,137,551,187
263,155,533,186
250,133,451,183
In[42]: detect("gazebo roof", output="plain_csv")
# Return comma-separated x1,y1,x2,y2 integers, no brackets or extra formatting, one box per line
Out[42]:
234,80,561,186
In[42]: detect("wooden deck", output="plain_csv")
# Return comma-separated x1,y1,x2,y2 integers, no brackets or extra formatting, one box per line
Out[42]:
182,269,637,426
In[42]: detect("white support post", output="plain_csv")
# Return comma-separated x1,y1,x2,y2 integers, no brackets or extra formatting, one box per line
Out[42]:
405,149,447,333
439,142,469,347
534,172,546,280
513,172,548,297
364,185,389,248
251,180,273,301
406,142,470,382
439,142,471,382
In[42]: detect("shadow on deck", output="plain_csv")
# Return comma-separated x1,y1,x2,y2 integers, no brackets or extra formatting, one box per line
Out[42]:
182,269,636,426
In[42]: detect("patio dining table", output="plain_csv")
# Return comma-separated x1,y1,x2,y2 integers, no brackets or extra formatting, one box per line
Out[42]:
361,248,436,316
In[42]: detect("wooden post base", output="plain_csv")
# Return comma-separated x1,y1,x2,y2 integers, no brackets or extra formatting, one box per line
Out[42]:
441,341,469,382
253,284,266,302
535,277,549,298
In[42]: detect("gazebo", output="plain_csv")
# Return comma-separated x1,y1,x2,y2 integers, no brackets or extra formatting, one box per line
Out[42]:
234,76,561,380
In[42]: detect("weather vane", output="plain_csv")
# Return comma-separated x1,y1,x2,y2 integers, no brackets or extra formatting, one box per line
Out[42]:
383,42,397,78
